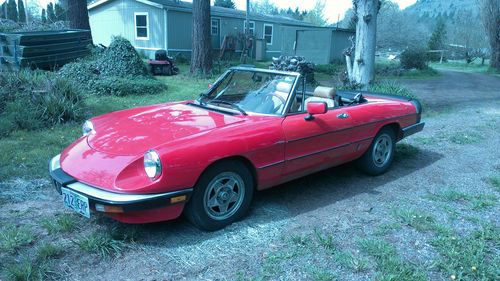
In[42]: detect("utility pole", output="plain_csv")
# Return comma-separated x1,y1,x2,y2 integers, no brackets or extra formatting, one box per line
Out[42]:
245,0,249,35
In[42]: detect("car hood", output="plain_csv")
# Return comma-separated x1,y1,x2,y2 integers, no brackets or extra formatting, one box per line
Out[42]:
87,102,245,156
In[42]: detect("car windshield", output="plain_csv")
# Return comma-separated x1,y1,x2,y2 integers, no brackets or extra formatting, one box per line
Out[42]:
199,69,297,115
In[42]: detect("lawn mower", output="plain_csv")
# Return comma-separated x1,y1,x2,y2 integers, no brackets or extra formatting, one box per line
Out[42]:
148,50,179,76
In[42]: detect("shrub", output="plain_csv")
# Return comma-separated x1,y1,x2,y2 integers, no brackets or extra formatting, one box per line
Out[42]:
93,36,149,77
400,48,428,70
93,76,166,97
58,36,166,96
0,70,86,136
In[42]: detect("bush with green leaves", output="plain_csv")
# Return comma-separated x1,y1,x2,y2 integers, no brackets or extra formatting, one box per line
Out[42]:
58,36,166,96
0,70,86,137
400,48,428,70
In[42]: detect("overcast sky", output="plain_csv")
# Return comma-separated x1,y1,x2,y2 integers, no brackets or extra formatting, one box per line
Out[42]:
229,0,418,23
33,0,417,23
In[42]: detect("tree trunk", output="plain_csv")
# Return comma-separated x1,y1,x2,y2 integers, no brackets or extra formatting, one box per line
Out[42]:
479,0,500,69
190,0,212,76
67,0,93,41
352,0,380,89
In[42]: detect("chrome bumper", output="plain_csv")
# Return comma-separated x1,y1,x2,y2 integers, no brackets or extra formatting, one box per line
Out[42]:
48,154,192,211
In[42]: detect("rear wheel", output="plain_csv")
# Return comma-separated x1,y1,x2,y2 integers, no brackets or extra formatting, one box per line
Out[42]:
185,161,254,231
162,65,173,76
357,127,396,176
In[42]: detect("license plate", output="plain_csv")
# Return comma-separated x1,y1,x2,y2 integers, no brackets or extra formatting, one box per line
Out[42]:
61,187,90,218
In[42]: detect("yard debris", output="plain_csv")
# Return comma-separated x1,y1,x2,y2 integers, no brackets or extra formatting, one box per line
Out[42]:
270,55,316,83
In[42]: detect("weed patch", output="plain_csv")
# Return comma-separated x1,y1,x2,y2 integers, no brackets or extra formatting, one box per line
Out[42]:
428,189,497,210
358,238,426,281
431,225,500,281
37,243,64,260
0,225,35,253
392,208,443,233
41,213,80,234
333,251,370,272
74,231,126,258
4,259,54,281
448,131,483,145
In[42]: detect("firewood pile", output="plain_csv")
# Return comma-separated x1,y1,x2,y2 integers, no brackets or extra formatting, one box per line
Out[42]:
270,56,315,83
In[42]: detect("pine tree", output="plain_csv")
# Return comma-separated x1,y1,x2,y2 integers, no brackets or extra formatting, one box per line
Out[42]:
427,19,446,61
1,2,6,19
213,0,235,9
47,2,55,22
54,3,65,21
7,0,17,22
17,0,26,23
41,8,46,23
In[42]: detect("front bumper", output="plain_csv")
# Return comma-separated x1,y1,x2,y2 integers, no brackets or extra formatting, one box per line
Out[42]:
49,154,192,213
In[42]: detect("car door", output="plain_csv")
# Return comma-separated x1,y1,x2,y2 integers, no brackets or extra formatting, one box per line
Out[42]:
281,105,358,179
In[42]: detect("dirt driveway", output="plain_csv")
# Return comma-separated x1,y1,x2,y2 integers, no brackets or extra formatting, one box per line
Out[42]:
1,70,499,281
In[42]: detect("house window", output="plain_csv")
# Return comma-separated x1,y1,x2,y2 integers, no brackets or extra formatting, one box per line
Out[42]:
134,12,149,40
263,24,273,45
211,18,219,35
244,20,255,35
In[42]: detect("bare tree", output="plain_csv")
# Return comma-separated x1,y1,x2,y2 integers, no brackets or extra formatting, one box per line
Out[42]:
190,0,212,76
67,0,92,41
349,0,381,89
479,0,500,69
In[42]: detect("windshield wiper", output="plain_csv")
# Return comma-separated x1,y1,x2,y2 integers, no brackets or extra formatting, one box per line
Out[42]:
208,100,247,115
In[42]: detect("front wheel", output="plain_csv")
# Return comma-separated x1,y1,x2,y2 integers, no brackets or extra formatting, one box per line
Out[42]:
185,161,254,231
356,127,396,176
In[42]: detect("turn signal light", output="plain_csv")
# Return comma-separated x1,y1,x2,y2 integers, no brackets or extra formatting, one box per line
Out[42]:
170,195,187,204
95,204,124,213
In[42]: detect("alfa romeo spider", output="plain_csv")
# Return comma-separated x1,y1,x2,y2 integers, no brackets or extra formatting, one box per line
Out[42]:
49,67,424,230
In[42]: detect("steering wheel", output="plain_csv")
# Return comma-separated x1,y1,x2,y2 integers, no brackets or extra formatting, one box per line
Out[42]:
267,93,287,105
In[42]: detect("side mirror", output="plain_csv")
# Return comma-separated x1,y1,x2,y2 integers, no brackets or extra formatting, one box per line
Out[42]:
305,102,327,121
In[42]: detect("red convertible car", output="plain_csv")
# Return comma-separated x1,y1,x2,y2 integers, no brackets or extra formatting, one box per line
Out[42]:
49,67,424,230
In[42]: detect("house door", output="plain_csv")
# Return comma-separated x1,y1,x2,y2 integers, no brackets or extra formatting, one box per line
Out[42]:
211,18,221,50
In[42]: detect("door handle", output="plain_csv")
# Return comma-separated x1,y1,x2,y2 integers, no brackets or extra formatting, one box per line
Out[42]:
337,113,349,119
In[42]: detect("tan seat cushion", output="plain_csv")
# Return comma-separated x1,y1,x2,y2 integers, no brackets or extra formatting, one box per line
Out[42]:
313,86,336,99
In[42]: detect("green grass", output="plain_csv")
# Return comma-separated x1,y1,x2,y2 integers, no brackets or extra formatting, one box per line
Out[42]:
74,231,126,258
308,266,337,281
358,238,427,281
333,251,370,272
41,213,80,234
428,189,497,210
37,243,64,260
431,224,500,281
4,259,54,281
488,175,500,192
314,229,336,252
0,70,210,182
448,131,484,145
392,208,444,233
0,225,35,254
395,143,420,158
430,59,500,75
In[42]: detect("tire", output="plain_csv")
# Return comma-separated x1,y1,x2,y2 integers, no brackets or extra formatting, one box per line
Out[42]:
162,65,173,76
356,127,396,176
185,160,254,231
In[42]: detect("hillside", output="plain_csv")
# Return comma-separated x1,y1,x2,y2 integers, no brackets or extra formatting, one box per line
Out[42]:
404,0,479,18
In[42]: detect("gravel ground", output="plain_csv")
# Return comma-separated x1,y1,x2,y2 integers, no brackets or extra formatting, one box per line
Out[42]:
1,70,499,280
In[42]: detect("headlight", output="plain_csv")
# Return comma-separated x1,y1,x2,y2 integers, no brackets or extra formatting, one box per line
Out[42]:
144,150,162,179
82,120,94,136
